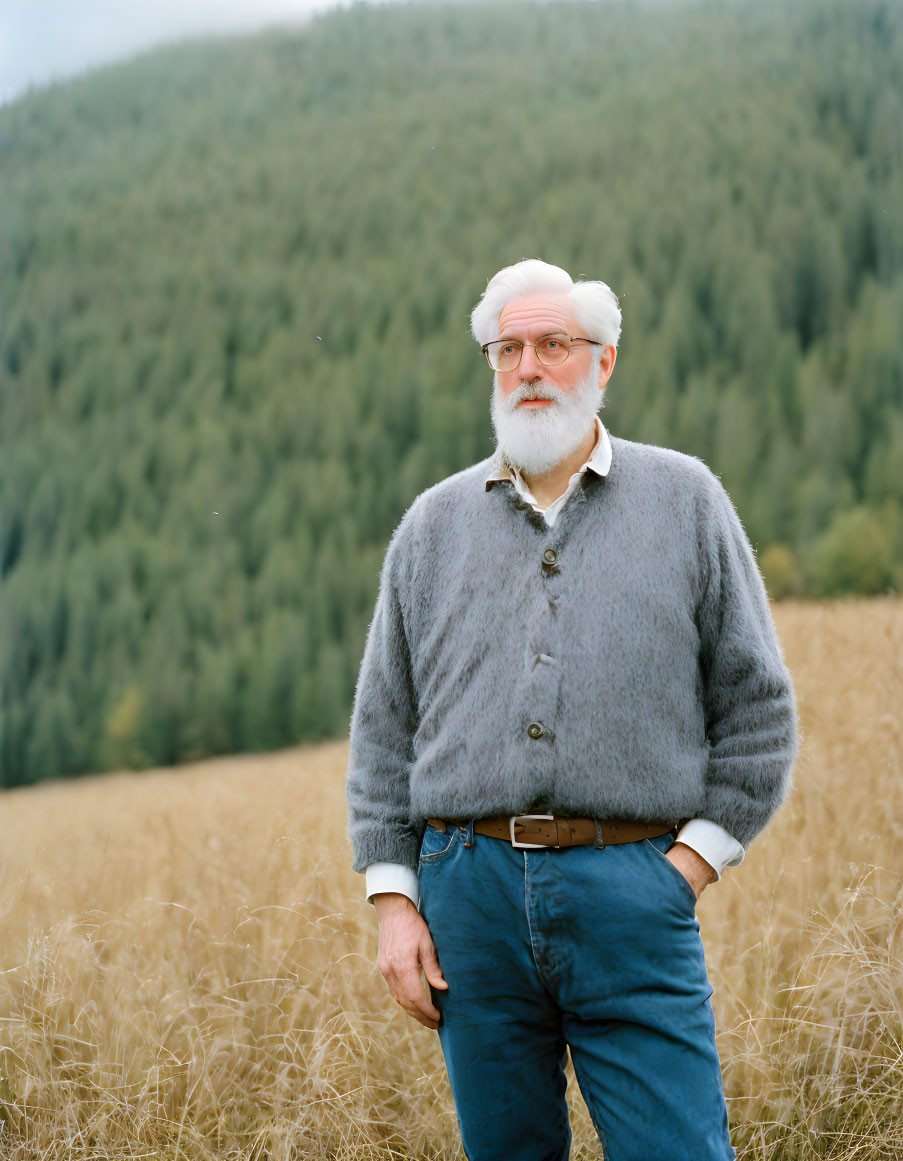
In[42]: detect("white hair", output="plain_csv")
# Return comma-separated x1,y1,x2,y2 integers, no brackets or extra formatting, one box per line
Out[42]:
470,258,622,349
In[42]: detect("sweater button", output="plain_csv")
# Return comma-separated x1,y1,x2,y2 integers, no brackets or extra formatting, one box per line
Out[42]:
542,548,558,565
527,722,544,739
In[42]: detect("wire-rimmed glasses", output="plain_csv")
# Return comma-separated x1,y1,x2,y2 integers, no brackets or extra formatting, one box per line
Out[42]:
481,334,603,372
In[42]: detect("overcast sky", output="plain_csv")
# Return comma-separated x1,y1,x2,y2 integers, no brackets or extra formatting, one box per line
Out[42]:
0,0,369,106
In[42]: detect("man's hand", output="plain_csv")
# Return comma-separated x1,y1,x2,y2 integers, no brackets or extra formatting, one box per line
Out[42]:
372,892,448,1029
665,842,718,900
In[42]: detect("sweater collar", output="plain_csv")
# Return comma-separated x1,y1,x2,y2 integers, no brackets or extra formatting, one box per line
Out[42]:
484,414,612,491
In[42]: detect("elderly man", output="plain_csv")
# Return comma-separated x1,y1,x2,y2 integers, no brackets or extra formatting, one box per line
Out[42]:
345,259,799,1161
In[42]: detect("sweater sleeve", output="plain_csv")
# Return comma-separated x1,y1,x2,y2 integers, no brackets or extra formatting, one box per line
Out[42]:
345,514,423,874
695,475,800,849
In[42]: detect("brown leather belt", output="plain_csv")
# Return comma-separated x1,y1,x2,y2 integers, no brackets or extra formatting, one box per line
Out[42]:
427,815,678,850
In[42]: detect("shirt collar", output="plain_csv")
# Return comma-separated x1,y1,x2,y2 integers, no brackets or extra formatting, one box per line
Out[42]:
485,414,612,491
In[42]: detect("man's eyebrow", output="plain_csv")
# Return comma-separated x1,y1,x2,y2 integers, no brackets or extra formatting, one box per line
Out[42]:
496,330,570,342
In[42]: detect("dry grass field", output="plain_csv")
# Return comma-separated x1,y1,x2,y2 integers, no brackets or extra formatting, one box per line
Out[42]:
0,597,900,1160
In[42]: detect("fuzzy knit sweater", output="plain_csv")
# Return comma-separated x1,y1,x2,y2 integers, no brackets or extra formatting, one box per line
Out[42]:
345,434,799,875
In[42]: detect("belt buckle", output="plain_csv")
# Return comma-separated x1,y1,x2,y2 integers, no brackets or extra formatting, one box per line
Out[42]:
509,813,556,849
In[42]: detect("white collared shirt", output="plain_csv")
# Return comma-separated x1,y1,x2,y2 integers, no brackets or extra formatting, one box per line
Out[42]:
483,414,614,526
365,416,745,907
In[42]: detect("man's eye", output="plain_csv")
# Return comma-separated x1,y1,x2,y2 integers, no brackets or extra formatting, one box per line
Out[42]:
502,345,518,355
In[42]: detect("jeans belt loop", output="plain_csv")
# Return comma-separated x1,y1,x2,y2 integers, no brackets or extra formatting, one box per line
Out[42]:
593,820,606,850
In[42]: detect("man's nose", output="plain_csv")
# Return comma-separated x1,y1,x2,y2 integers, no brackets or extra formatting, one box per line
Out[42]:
518,343,543,379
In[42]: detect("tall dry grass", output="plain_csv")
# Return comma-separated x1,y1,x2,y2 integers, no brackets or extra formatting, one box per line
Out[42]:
0,597,900,1160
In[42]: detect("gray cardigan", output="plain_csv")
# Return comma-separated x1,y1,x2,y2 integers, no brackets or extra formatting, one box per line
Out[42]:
346,434,799,874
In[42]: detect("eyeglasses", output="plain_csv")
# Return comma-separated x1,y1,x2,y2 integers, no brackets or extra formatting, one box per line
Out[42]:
481,334,603,373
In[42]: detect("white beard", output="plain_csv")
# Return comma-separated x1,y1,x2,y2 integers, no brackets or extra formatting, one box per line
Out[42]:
490,365,605,477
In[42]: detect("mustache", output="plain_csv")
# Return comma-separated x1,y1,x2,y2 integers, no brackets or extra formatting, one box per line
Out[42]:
503,381,565,412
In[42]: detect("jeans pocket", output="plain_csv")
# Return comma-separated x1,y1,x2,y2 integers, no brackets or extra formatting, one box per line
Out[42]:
418,820,463,867
643,837,698,911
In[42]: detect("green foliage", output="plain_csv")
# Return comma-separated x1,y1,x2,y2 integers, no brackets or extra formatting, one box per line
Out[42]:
758,543,803,601
0,0,901,785
808,501,903,597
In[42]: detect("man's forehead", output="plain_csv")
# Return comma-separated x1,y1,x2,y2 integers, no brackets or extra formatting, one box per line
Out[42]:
497,294,578,338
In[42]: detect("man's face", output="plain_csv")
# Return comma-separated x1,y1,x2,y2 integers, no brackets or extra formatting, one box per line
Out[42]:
489,292,616,476
494,293,596,405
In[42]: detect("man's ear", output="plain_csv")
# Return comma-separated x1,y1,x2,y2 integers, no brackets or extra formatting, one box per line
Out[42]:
597,345,617,390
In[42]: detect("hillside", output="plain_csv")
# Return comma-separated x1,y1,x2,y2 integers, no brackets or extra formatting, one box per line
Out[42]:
1,0,902,786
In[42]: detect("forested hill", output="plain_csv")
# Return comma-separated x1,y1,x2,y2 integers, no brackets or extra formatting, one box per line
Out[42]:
1,0,901,788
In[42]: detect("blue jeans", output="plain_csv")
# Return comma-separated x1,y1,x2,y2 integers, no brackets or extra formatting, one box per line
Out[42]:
418,819,736,1161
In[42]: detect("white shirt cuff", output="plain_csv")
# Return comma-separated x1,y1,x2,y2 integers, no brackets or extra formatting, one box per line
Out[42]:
675,819,745,880
365,862,421,909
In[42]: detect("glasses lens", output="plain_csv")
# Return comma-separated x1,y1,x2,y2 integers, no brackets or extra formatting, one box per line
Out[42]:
488,341,522,371
536,336,570,366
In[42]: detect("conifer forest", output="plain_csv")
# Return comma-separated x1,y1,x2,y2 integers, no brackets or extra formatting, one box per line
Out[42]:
1,0,901,786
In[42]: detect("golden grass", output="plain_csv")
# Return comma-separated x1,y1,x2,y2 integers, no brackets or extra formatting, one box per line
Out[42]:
0,596,900,1160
